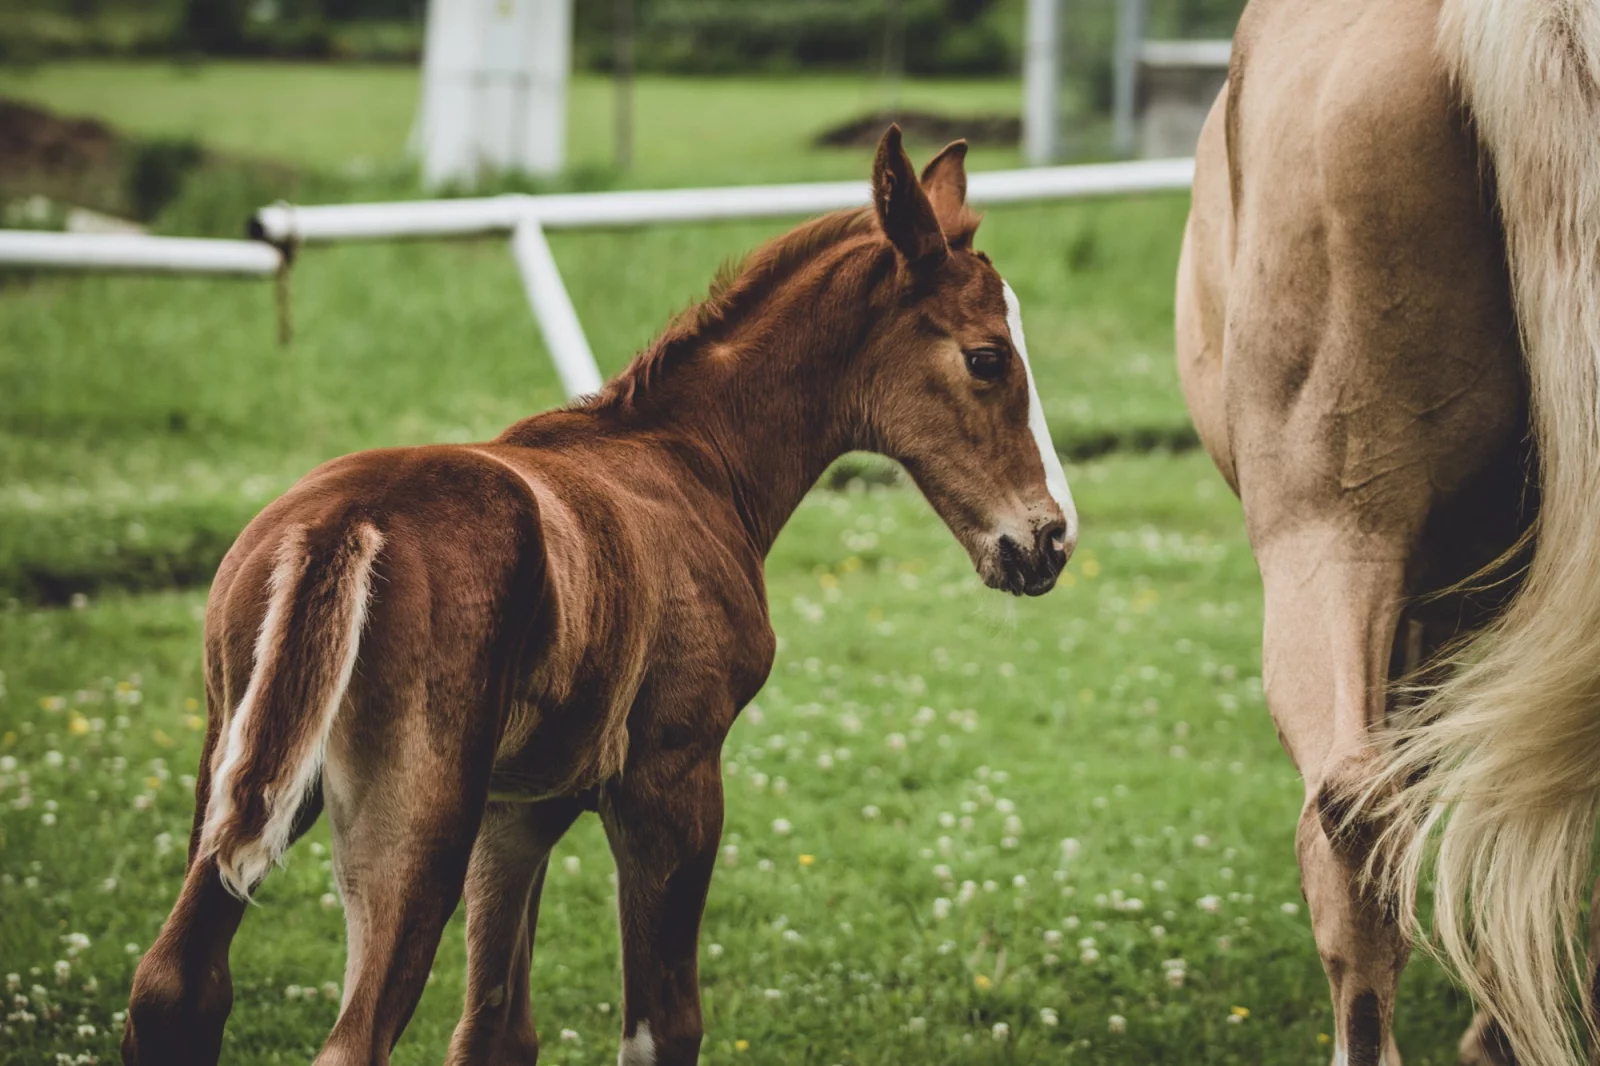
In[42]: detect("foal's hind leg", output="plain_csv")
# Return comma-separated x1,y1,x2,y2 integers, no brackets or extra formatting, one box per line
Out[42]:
317,698,498,1066
1257,534,1411,1066
444,797,583,1066
123,686,324,1066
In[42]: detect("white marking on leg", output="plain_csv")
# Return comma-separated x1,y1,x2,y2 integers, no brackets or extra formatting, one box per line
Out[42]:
619,1019,656,1066
1002,282,1078,544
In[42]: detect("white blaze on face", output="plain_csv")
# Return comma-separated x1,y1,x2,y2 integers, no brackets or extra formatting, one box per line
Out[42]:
1002,282,1078,541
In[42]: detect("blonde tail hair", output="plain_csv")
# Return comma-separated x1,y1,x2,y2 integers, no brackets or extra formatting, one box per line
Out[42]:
200,521,383,899
1375,2,1600,1064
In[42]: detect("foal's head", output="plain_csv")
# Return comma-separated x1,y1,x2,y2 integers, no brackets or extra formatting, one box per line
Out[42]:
857,127,1077,596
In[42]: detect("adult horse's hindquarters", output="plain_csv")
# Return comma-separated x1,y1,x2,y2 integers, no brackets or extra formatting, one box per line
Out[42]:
1178,0,1541,1061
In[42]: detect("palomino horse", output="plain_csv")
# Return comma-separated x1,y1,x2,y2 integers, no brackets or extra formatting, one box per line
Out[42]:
1171,0,1600,1060
121,126,1075,1066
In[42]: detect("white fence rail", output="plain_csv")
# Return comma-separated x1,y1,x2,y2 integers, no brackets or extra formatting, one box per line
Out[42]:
1,158,1195,398
0,231,282,275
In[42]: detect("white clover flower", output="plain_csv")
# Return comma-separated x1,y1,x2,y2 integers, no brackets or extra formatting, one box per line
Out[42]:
1198,895,1220,912
44,751,64,768
61,933,89,956
77,1023,95,1038
1060,838,1081,860
861,805,880,820
321,893,339,910
938,812,956,828
991,1022,1010,1042
933,864,952,881
1108,1014,1127,1034
1192,834,1211,848
771,818,792,836
1280,901,1300,915
932,898,952,920
321,982,339,1001
707,943,724,958
908,1016,927,1033
995,798,1015,815
763,988,782,1000
563,856,581,875
560,1028,580,1043
1012,875,1027,889
1040,1008,1059,1027
886,733,907,752
1080,946,1101,965
40,813,55,827
284,984,302,1000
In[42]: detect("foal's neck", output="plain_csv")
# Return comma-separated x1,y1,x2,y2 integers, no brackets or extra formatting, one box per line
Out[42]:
604,238,890,556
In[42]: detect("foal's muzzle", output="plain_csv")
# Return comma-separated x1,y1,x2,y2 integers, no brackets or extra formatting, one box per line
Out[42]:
996,519,1072,597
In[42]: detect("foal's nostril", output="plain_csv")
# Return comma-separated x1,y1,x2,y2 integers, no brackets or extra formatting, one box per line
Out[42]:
1035,520,1069,571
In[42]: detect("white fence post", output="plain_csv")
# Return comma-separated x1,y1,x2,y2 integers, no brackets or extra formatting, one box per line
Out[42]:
1113,0,1146,157
1023,0,1062,165
509,218,604,399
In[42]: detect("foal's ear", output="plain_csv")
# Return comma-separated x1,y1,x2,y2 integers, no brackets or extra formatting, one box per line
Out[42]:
920,139,982,249
872,125,948,268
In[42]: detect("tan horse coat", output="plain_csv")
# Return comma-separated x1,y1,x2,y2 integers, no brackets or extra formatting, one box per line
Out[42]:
1178,0,1534,1061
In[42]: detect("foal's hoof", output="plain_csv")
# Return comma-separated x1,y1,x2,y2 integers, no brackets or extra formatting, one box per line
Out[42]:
1457,1012,1517,1066
121,958,231,1066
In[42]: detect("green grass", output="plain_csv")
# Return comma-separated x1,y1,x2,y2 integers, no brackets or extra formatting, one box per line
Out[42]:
0,198,1191,603
0,61,1028,183
0,452,1475,1065
0,61,1475,1065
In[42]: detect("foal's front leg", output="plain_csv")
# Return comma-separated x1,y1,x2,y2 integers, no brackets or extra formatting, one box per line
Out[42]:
600,747,724,1066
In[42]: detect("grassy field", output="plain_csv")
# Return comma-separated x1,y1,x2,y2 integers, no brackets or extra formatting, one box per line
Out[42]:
0,62,1475,1064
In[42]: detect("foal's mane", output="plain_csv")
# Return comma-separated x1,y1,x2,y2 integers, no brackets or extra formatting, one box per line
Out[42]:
578,206,880,413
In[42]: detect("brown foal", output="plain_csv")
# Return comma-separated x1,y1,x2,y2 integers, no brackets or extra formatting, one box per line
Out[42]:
122,127,1075,1066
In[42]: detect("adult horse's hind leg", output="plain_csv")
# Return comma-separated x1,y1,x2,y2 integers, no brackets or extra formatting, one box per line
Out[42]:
444,797,583,1066
1258,535,1411,1066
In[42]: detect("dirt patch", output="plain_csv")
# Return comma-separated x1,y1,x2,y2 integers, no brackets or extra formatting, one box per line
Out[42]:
814,108,1020,149
0,97,296,224
0,98,130,214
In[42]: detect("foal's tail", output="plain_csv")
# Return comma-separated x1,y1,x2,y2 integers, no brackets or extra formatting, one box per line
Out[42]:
1373,3,1600,1064
199,520,385,899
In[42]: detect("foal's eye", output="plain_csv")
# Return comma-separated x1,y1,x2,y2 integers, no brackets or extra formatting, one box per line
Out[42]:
963,346,1010,382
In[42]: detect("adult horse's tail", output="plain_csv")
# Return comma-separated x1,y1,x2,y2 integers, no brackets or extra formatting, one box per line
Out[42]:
1377,2,1600,1063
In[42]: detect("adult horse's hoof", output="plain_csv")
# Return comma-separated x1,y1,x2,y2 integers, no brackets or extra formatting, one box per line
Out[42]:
1457,1012,1517,1066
